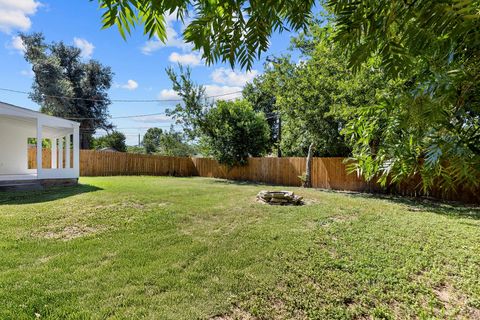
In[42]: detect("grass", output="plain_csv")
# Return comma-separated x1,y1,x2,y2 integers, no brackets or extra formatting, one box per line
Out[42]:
0,176,479,319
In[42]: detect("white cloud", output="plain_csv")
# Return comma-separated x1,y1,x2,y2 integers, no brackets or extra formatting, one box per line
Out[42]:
119,79,139,90
141,11,192,55
73,37,94,59
20,69,33,77
8,35,26,53
204,85,243,99
158,89,180,100
132,115,172,123
168,51,202,66
0,0,41,33
211,68,259,87
158,85,243,101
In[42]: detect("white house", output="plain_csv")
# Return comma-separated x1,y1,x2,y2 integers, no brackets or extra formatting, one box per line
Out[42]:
0,101,80,188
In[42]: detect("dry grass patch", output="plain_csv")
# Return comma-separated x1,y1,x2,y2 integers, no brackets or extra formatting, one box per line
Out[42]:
433,283,480,319
33,224,108,241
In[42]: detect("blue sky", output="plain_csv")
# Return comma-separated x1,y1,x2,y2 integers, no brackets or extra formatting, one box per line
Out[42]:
0,0,304,145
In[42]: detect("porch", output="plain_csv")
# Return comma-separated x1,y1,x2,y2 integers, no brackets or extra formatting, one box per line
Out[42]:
0,101,80,187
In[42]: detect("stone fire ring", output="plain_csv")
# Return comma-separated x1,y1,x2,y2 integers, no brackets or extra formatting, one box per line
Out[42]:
257,190,304,206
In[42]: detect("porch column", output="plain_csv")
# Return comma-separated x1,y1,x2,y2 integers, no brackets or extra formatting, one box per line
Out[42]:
58,137,64,169
51,138,57,169
73,126,80,176
65,134,71,168
36,119,43,177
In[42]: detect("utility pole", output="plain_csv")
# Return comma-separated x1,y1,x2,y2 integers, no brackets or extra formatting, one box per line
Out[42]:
277,113,282,157
138,133,141,146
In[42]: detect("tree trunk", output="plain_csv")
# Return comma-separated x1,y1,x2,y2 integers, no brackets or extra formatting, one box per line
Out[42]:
302,142,315,188
80,131,91,150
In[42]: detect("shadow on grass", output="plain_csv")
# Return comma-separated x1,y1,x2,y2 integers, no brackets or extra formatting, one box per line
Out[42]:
210,179,262,186
208,180,480,220
336,191,480,220
0,184,102,205
210,178,299,188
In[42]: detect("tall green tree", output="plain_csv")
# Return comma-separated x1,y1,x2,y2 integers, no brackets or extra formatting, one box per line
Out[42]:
158,129,197,157
202,100,270,166
96,0,315,69
143,127,163,154
254,25,384,158
327,0,480,191
92,131,127,152
21,33,113,149
142,127,196,156
243,79,279,155
166,67,270,165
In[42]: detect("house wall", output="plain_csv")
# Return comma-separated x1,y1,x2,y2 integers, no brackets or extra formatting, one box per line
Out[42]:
0,117,36,175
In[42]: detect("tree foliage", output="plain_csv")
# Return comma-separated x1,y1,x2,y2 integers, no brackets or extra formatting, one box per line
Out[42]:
327,0,480,77
96,0,315,69
92,131,127,152
166,66,270,165
202,100,270,166
143,127,163,154
242,79,279,155
158,129,197,157
251,25,383,157
142,127,196,156
21,33,113,149
327,0,480,191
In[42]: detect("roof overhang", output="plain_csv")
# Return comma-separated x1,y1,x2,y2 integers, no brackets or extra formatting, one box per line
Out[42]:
0,101,80,128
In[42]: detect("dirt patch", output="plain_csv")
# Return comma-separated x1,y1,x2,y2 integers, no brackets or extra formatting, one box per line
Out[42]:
210,307,257,320
33,224,107,241
93,201,151,210
433,283,480,319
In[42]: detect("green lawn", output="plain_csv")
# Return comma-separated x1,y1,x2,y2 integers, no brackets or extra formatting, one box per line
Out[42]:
0,177,479,319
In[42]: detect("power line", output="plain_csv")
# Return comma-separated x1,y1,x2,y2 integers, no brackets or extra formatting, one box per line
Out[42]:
0,87,242,103
65,111,169,120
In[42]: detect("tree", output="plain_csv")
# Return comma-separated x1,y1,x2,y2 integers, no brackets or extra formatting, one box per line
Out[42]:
166,67,270,165
165,66,208,140
127,145,146,154
142,127,196,156
143,127,163,154
96,0,315,69
243,79,279,155
92,131,127,152
327,0,480,191
21,33,113,149
202,100,270,166
327,0,480,78
253,25,383,158
158,129,197,157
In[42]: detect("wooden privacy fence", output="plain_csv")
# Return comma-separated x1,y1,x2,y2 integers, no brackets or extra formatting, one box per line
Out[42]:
191,157,378,192
28,148,478,203
79,150,196,176
28,148,72,169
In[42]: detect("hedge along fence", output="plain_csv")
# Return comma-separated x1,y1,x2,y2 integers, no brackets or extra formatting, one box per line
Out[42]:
28,148,478,203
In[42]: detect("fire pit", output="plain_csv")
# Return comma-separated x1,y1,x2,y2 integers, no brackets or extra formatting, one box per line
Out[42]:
256,190,304,206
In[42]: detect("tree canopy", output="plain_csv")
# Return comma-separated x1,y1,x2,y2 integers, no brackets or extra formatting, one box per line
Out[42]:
143,127,164,154
202,99,270,166
166,66,270,165
92,131,127,152
248,25,384,158
96,0,315,69
325,0,480,191
143,127,197,156
21,33,113,149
